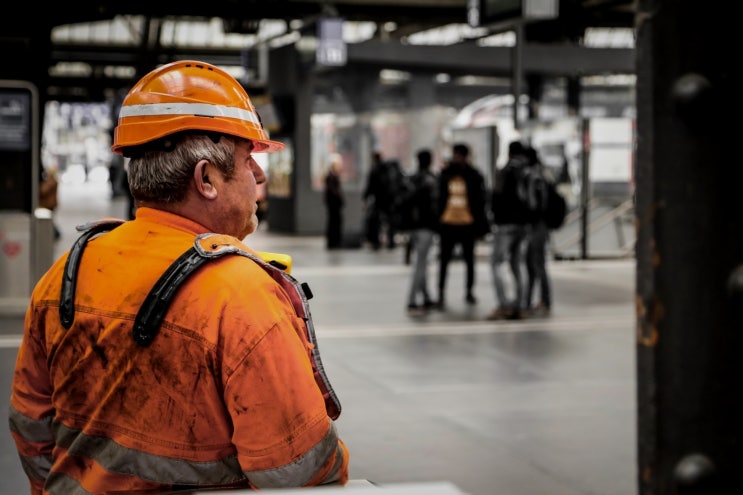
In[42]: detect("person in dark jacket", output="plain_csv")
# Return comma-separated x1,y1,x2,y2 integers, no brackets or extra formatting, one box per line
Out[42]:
523,145,553,316
487,140,531,320
405,149,439,312
362,151,403,249
436,142,489,308
323,153,345,249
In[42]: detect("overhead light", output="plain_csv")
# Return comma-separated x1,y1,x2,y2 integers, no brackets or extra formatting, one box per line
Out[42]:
477,31,516,47
583,27,635,48
379,69,410,84
103,66,137,79
405,23,488,46
269,31,301,48
49,62,92,77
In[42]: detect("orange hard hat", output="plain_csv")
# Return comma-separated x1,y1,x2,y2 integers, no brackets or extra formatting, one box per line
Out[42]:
111,60,284,155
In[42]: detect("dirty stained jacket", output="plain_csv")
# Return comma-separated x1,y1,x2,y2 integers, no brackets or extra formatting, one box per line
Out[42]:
9,207,348,495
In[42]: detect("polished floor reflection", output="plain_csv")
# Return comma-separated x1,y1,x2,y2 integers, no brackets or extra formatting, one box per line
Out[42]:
0,180,637,495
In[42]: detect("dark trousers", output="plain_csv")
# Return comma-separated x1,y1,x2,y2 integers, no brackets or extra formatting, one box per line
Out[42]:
526,222,552,307
326,208,343,249
437,224,477,300
364,206,396,249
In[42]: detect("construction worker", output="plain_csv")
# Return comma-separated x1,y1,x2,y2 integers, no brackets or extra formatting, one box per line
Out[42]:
9,60,348,494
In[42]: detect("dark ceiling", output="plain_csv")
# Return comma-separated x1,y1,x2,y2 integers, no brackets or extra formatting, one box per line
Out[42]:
6,0,636,101
17,0,636,40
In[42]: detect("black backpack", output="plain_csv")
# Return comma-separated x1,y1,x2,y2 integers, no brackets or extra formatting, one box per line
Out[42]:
396,171,436,231
492,159,534,225
543,181,568,230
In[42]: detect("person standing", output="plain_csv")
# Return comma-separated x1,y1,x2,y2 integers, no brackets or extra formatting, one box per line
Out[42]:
363,151,402,249
9,60,348,494
324,152,345,249
524,145,553,316
436,142,489,308
487,140,532,320
405,149,439,313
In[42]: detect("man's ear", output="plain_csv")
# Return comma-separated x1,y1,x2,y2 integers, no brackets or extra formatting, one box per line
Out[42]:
194,160,218,199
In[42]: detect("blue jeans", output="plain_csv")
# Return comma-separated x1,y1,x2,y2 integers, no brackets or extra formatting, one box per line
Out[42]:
407,228,436,306
490,224,529,311
526,222,552,308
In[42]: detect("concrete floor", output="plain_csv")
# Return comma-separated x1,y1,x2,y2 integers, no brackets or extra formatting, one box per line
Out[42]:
0,179,637,495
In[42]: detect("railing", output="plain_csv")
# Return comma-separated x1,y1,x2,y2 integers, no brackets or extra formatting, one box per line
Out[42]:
552,197,635,259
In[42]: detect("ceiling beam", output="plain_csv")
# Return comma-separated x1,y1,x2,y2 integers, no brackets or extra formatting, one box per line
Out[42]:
347,40,634,76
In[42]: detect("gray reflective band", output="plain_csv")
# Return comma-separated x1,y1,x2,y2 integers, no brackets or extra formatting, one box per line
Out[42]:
55,423,244,485
8,405,55,443
120,103,260,125
245,422,342,488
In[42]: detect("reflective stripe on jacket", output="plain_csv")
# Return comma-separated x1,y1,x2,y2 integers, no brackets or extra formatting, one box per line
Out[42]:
9,207,348,494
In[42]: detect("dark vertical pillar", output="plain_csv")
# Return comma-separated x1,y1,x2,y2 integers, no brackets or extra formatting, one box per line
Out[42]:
292,65,320,234
1,22,51,109
0,22,51,214
566,76,580,116
266,44,302,233
526,74,543,121
511,24,524,130
579,118,590,259
635,1,741,494
133,17,162,80
567,76,589,258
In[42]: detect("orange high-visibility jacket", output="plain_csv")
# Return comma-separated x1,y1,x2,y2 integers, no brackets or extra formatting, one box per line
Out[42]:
9,207,348,495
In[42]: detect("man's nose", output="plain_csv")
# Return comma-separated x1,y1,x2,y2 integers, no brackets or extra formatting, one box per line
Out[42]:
250,157,267,183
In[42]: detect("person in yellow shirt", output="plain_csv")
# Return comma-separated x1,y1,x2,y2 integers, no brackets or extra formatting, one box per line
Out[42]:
9,60,348,495
436,143,489,308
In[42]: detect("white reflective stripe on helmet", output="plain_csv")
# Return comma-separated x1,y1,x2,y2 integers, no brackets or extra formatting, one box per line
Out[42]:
120,103,261,125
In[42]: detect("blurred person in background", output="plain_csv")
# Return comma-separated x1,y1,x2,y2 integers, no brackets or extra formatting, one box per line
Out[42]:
487,140,531,320
523,145,554,317
323,152,345,249
363,151,404,250
404,149,439,313
436,142,489,308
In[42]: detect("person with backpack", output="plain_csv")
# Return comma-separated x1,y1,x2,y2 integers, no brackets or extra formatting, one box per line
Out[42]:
362,152,404,250
523,145,555,317
404,149,439,313
487,140,532,320
436,142,490,308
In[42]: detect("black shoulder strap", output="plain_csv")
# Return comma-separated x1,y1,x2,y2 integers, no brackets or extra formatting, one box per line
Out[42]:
132,246,217,347
60,226,300,348
58,220,236,345
59,222,236,344
60,219,125,329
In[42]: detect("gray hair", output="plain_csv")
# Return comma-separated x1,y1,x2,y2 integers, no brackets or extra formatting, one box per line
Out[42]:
126,134,237,204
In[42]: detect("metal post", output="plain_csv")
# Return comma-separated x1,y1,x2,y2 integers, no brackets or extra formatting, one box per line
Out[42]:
511,23,523,130
635,0,741,493
580,118,590,259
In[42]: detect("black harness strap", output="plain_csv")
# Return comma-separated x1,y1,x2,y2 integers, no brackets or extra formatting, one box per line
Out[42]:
59,221,236,346
133,246,312,347
57,227,338,415
60,219,125,329
132,247,218,347
60,226,305,349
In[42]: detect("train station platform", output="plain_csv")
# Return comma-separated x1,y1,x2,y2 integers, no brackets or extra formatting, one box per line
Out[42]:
0,179,637,495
